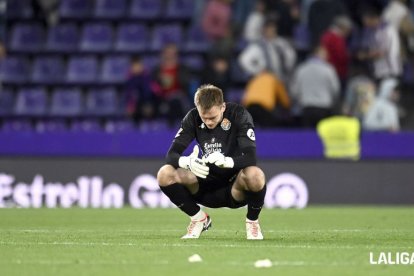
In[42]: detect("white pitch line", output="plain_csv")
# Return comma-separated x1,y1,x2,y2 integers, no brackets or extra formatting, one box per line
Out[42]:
0,241,412,250
1,228,411,234
1,259,358,267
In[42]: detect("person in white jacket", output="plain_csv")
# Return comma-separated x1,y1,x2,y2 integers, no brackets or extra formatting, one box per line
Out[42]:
239,20,296,83
363,78,400,132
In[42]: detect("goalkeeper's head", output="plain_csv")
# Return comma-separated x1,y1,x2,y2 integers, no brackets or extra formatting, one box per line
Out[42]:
194,84,226,129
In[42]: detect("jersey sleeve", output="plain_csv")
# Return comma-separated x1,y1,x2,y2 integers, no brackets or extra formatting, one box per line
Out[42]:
235,106,256,149
165,110,197,168
232,106,257,169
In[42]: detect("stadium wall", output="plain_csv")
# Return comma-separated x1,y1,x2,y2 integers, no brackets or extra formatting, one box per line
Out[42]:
0,158,413,208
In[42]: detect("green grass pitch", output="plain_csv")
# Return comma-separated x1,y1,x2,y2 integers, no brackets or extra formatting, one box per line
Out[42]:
1,207,413,276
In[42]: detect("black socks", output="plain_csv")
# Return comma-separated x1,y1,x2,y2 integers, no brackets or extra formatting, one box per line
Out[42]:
160,184,200,216
246,185,267,221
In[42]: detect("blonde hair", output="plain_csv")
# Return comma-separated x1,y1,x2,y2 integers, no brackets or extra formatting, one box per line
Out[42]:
194,84,224,111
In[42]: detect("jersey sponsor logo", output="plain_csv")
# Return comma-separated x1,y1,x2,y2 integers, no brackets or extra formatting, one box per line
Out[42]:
203,142,222,157
221,118,231,131
174,128,183,138
247,128,256,141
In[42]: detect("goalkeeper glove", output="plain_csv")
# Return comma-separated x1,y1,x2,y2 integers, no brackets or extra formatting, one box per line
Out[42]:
205,151,234,168
178,145,209,178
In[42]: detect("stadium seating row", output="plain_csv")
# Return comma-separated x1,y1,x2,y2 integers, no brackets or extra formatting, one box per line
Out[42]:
8,23,209,53
1,118,143,133
8,0,194,20
0,87,123,117
0,54,206,84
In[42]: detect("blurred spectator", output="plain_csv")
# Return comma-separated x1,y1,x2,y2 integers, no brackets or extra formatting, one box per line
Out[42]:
124,57,157,124
264,0,300,38
355,8,402,81
232,0,255,35
300,0,317,25
382,0,414,63
32,0,59,27
201,55,231,99
239,20,296,83
342,66,377,121
291,46,340,128
152,44,191,126
308,0,346,47
363,78,400,132
192,0,207,26
242,69,291,128
320,16,353,86
202,0,232,41
243,0,266,42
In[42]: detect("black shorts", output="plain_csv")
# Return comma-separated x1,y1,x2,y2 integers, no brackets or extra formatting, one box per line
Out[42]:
192,172,247,209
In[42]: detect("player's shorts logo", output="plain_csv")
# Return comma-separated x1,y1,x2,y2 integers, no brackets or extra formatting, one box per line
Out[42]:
221,118,231,131
175,128,183,138
247,129,255,141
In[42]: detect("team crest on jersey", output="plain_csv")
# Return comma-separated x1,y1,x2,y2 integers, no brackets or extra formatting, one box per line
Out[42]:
221,118,231,131
247,128,256,141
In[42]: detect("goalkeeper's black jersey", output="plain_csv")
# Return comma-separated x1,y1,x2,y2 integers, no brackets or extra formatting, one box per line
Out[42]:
166,102,257,175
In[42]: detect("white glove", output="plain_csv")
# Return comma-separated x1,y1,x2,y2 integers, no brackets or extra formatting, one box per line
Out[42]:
178,145,209,178
205,151,234,168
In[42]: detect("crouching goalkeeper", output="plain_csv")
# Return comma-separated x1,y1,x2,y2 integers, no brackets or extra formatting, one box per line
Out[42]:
157,84,266,240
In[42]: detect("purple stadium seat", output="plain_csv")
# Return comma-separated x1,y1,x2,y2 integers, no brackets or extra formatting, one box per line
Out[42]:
15,88,48,116
151,24,183,51
85,87,118,116
50,88,83,116
141,55,159,71
115,24,148,52
293,24,310,51
71,119,102,132
182,55,205,71
231,61,251,84
46,23,79,52
10,23,45,52
165,0,194,19
184,25,210,53
0,89,15,116
2,119,33,132
59,0,93,19
95,0,127,18
226,88,244,103
31,56,66,84
80,23,113,52
105,120,135,133
100,56,130,83
67,56,98,83
129,0,162,19
35,119,68,133
0,56,30,83
7,0,33,19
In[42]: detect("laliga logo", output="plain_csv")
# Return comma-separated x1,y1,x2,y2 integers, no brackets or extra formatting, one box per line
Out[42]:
265,173,309,209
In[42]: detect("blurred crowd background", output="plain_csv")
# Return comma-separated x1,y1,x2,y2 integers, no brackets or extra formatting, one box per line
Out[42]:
1,0,414,133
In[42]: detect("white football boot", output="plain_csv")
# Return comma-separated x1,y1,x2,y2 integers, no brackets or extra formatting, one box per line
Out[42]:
246,219,264,240
181,213,212,239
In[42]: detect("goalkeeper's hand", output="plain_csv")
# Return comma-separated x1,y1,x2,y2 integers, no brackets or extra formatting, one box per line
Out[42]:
205,151,234,168
178,145,209,178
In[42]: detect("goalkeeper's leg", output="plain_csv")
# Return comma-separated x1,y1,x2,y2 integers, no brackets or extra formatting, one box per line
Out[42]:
157,165,210,239
232,166,266,240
